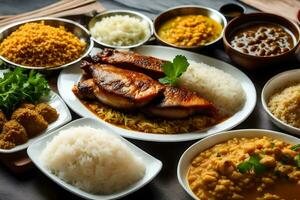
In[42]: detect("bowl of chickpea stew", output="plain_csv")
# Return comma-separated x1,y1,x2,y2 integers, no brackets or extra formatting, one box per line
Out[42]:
223,13,300,70
153,5,227,49
177,129,300,200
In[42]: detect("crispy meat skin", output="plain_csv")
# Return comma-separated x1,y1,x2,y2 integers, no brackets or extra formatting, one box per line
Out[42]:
97,48,165,79
72,78,96,100
81,63,163,109
145,86,217,119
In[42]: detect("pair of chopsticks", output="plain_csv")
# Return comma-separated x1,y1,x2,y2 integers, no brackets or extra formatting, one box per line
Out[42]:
0,0,105,28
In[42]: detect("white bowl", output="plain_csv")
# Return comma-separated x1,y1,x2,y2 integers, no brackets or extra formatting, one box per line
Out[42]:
27,118,162,200
261,69,300,135
177,129,300,200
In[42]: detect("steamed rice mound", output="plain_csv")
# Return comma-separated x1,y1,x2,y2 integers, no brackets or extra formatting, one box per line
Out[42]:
178,61,245,116
40,126,145,194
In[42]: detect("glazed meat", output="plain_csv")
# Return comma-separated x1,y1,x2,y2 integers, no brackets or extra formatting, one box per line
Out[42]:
81,63,164,109
145,86,217,119
72,78,96,100
97,48,165,79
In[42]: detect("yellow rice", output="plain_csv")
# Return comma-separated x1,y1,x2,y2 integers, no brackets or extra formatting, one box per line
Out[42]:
0,22,86,67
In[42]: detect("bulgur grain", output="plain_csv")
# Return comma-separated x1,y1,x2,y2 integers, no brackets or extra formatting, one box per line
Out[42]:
0,22,86,67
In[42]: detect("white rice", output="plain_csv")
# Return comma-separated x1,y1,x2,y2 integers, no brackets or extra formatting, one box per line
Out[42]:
91,15,150,46
40,126,145,194
178,61,245,116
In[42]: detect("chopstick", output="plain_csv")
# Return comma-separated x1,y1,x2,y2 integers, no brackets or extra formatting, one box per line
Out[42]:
0,0,103,28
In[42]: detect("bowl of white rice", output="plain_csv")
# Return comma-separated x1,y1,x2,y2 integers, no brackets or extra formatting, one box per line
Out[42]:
89,10,153,49
27,118,162,200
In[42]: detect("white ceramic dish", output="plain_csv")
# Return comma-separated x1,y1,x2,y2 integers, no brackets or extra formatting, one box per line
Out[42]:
58,45,256,142
27,118,162,200
0,70,72,153
261,69,300,135
177,129,300,200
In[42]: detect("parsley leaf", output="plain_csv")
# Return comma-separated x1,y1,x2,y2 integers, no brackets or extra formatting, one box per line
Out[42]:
159,55,189,85
291,144,300,151
0,67,50,114
237,154,268,175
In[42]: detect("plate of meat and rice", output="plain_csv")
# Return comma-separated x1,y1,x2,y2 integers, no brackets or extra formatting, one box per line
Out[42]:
58,45,256,142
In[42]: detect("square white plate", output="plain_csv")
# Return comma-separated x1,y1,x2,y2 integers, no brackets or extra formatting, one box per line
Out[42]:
27,118,162,200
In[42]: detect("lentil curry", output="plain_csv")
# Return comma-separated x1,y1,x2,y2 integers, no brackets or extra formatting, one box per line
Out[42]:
188,137,300,200
158,15,222,47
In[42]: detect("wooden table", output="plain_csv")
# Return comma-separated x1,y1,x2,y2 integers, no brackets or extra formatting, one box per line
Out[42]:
0,0,299,200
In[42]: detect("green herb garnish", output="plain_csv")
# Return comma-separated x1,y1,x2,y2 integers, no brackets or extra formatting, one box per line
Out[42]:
159,55,189,86
291,144,300,151
295,154,300,169
237,154,268,175
0,67,50,114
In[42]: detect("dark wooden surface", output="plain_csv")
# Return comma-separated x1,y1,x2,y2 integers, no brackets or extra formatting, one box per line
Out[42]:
0,1,299,200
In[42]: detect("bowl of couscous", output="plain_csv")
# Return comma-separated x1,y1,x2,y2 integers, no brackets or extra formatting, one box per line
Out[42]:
153,5,227,49
262,69,300,135
0,17,94,70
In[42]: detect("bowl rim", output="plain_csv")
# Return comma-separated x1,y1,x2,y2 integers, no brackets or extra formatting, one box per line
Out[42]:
177,128,300,200
153,5,227,49
0,17,94,70
261,69,300,133
88,9,154,49
223,12,300,59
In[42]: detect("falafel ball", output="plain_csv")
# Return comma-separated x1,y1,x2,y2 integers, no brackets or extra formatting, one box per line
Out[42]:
1,120,28,145
35,103,59,123
0,110,7,132
11,108,48,138
19,103,35,110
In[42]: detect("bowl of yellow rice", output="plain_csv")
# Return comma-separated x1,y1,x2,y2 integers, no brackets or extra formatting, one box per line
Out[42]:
0,17,93,70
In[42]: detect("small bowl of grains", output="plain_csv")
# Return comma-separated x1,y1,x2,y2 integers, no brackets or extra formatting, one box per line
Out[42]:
0,17,93,70
262,69,300,135
88,10,153,49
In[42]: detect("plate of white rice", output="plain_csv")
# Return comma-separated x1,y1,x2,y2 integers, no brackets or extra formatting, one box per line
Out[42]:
27,118,162,200
58,45,256,142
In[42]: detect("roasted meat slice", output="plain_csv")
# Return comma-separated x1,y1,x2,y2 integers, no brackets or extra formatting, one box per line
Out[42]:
97,48,165,79
72,78,96,100
145,86,217,119
81,63,164,109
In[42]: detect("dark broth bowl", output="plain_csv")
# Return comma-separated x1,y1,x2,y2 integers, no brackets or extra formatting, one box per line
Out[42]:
223,13,300,70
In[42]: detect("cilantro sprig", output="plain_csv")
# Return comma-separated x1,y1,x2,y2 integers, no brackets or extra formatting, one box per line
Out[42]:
0,67,50,114
291,144,300,168
237,154,268,175
159,55,189,86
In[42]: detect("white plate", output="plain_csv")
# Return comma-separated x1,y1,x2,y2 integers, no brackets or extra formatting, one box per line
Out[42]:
27,118,162,200
177,129,300,200
262,69,300,135
58,45,256,142
0,69,72,153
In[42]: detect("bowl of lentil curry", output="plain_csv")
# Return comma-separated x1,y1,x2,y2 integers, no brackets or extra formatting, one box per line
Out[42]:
178,129,300,200
0,17,93,70
154,5,227,49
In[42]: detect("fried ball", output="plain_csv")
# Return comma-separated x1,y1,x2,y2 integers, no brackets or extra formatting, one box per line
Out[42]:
1,120,28,145
11,108,48,138
35,103,59,123
0,110,7,132
19,103,35,110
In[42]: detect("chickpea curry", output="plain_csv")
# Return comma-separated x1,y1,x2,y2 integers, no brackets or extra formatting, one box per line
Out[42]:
158,15,222,47
188,137,300,200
